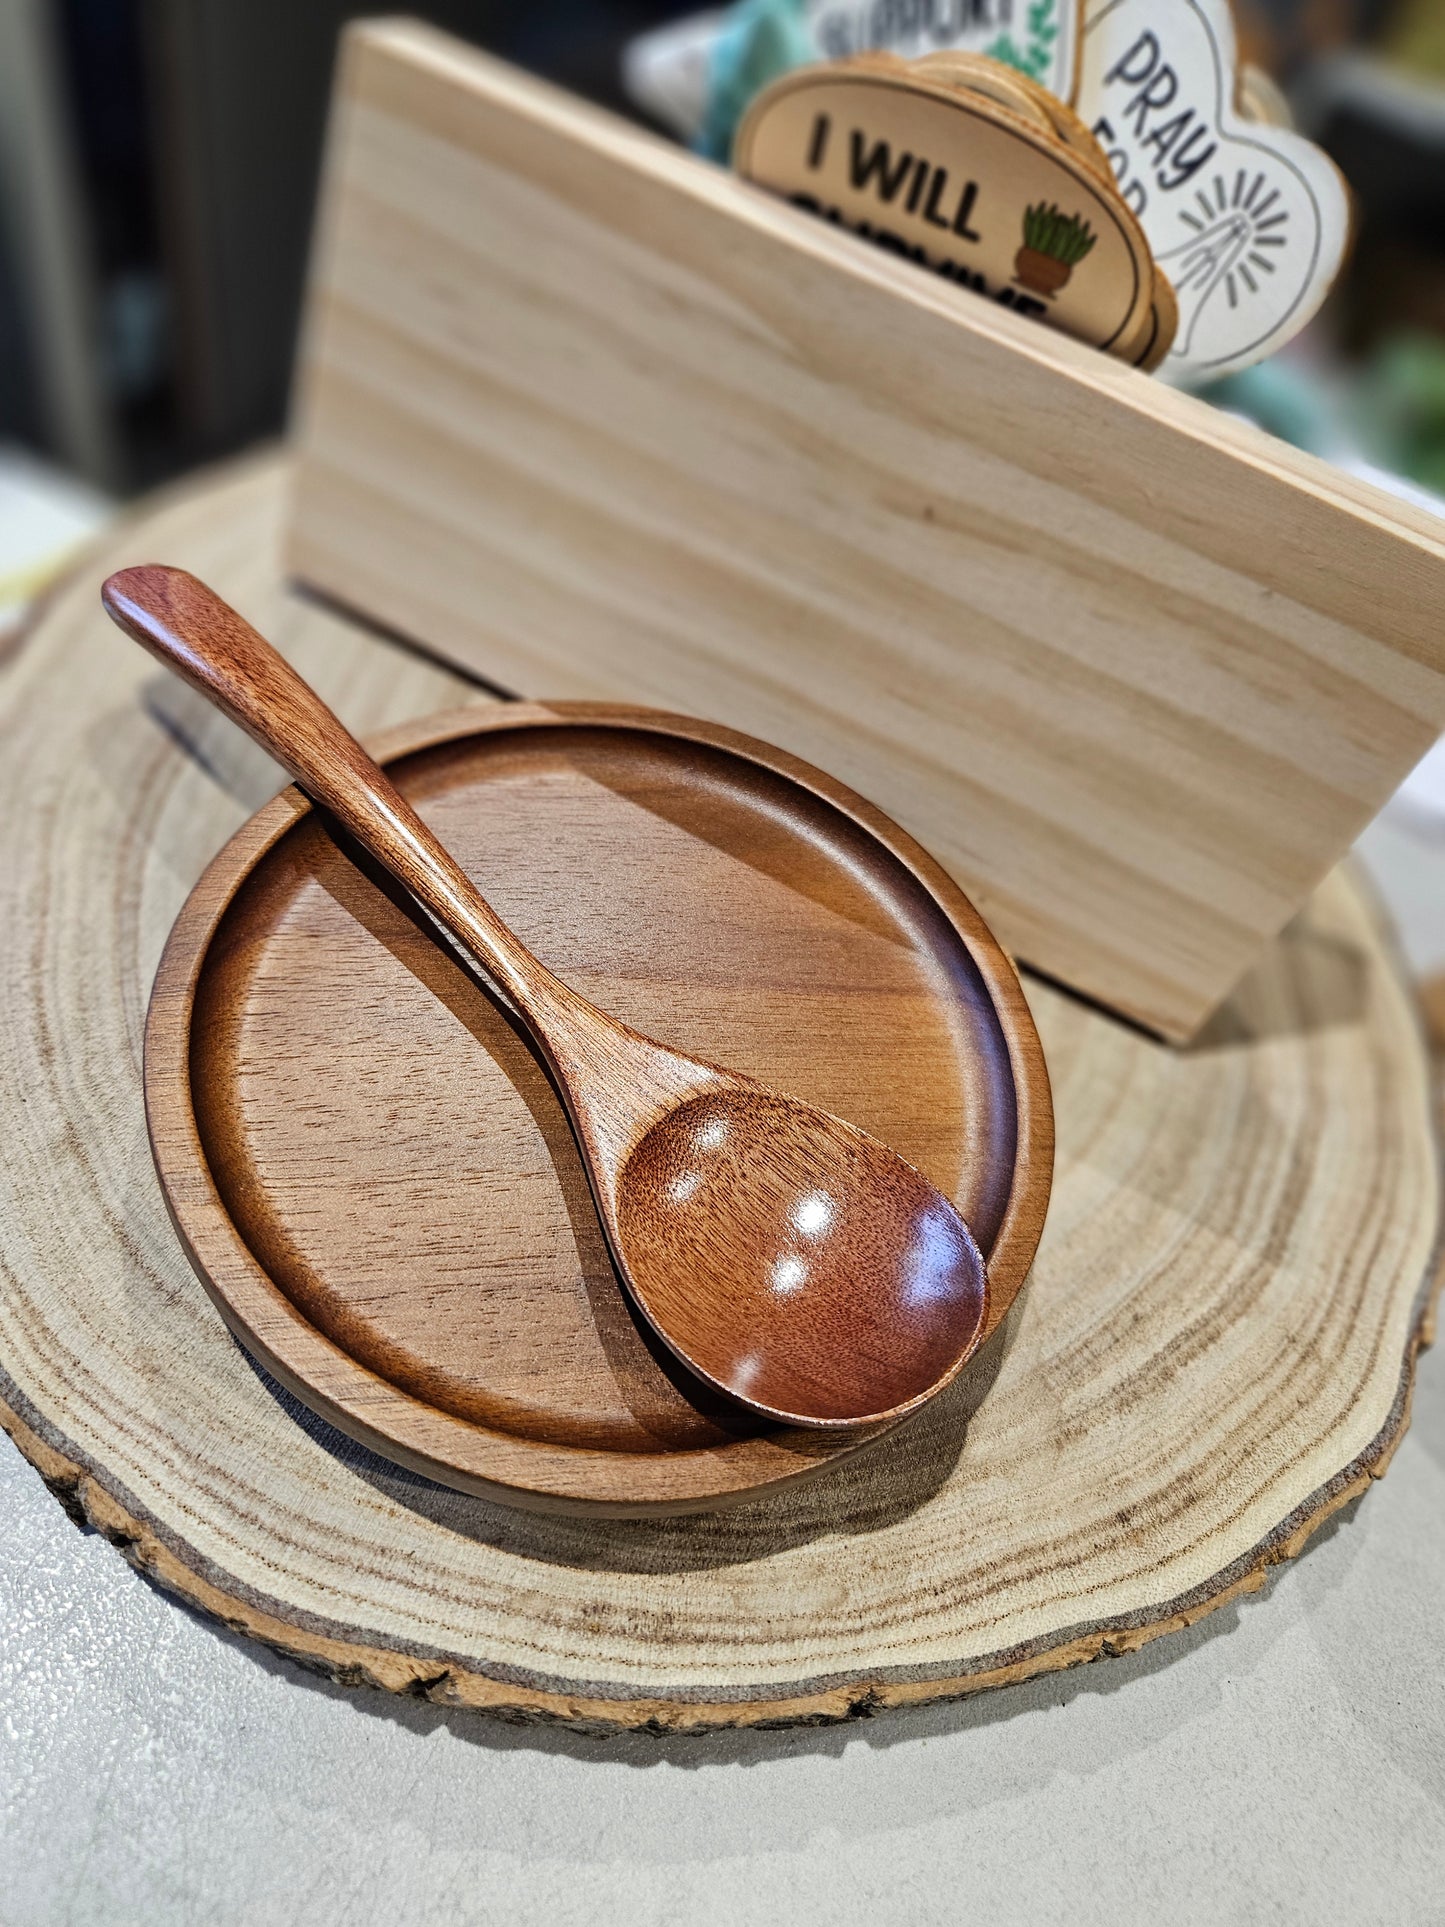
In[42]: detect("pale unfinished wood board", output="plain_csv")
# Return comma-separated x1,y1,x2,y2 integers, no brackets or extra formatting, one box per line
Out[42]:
0,454,1439,1730
285,21,1445,1042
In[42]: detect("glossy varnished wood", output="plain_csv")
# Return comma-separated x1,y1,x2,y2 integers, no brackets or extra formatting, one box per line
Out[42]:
288,22,1445,1041
1,455,1437,1727
141,693,1048,1509
105,567,1035,1434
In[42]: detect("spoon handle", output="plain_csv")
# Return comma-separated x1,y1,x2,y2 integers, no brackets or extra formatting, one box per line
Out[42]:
102,566,565,1023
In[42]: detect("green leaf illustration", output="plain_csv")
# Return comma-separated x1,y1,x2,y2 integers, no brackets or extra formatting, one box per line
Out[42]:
991,0,1059,82
1022,202,1098,265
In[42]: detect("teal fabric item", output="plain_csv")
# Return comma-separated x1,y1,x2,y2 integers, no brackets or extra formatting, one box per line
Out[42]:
1200,363,1334,453
1356,333,1445,497
697,0,817,162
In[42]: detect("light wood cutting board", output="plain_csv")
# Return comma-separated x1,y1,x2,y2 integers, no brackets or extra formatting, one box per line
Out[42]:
286,21,1445,1042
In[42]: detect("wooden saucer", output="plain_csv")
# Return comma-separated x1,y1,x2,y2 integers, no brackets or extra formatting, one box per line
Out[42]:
145,702,1052,1516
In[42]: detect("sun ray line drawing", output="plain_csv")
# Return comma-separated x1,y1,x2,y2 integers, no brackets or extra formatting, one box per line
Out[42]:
1157,176,1294,355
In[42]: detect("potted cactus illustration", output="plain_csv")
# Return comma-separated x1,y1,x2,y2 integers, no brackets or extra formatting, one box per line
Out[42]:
1015,203,1097,297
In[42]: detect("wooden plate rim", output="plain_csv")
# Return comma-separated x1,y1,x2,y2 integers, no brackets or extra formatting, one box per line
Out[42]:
143,700,1053,1514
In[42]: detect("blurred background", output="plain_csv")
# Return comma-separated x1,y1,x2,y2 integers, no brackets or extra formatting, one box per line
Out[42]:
1,0,1443,629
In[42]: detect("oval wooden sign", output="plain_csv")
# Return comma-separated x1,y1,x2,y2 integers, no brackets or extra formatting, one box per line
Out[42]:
145,702,1053,1516
736,59,1157,357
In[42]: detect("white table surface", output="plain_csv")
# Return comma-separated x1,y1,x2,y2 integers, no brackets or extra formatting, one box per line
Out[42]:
2,810,1442,1927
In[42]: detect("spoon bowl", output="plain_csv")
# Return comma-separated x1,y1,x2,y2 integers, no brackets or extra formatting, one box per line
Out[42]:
615,1088,987,1425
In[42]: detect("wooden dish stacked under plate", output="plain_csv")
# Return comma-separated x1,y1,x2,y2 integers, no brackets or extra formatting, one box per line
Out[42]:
146,702,1053,1516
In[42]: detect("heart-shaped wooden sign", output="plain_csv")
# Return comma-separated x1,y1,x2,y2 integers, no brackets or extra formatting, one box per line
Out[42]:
1078,0,1351,380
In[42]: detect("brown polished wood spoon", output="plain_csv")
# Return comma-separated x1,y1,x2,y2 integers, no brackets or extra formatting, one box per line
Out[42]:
103,566,988,1428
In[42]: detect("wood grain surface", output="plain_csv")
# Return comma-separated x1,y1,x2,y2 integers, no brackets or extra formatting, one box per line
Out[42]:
286,22,1445,1043
0,454,1438,1731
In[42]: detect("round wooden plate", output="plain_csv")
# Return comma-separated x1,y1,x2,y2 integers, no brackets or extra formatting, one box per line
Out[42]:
145,702,1052,1515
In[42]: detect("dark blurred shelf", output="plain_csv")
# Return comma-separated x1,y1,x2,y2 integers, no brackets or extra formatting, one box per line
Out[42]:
1,1,699,492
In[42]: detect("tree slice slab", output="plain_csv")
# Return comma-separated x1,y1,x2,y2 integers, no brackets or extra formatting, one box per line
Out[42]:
0,453,1438,1731
145,701,1050,1513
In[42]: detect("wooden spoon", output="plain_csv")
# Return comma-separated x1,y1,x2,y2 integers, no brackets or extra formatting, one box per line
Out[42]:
103,566,988,1429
